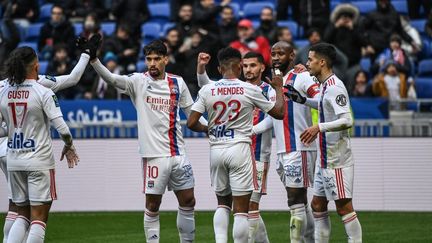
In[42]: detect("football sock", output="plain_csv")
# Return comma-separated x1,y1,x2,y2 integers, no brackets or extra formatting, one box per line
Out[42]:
304,204,315,243
6,216,29,243
214,206,230,243
313,211,331,243
233,213,248,243
289,203,307,243
144,209,160,243
247,210,260,243
254,215,269,243
342,211,362,243
26,221,46,243
3,211,17,243
177,206,195,243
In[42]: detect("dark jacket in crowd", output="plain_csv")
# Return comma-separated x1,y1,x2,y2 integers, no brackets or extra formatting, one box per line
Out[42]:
362,0,413,56
219,20,238,46
63,0,108,19
193,2,222,35
256,20,278,45
10,0,39,22
0,11,20,67
112,0,150,37
38,20,76,57
102,35,140,71
299,0,330,35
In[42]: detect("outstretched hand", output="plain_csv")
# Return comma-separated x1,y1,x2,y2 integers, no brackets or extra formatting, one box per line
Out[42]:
87,33,102,60
61,144,79,168
265,68,283,89
283,84,306,104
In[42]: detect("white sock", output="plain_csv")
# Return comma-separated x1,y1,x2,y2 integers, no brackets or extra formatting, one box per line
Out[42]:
6,216,29,243
254,215,269,243
233,213,249,243
342,212,362,243
177,207,195,243
248,210,259,243
144,209,160,243
26,221,46,243
313,211,331,243
213,206,230,243
3,211,18,243
289,203,306,243
304,204,315,243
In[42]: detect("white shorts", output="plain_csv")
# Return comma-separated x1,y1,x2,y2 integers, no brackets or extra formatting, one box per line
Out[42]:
0,156,12,199
141,155,195,195
210,143,257,196
9,170,57,206
254,160,269,195
313,165,354,201
276,151,316,188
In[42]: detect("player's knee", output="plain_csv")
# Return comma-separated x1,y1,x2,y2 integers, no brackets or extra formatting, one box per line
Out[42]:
287,188,306,206
311,197,327,212
181,196,196,208
146,201,161,212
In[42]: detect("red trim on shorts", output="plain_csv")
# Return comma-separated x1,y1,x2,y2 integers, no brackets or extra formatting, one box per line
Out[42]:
250,145,259,191
31,220,46,229
142,158,147,193
49,169,57,200
301,152,309,188
335,168,346,199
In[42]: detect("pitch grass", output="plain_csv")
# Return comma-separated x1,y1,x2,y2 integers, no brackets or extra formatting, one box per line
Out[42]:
2,211,432,242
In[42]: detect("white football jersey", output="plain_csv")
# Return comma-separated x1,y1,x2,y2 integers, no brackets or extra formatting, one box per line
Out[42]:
192,79,275,147
121,72,193,157
252,81,272,162
0,80,63,171
317,74,354,169
268,70,319,154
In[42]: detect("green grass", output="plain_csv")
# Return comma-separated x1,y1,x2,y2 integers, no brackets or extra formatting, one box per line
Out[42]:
2,211,432,242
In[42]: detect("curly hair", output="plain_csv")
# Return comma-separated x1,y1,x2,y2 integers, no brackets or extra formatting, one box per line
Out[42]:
2,46,37,85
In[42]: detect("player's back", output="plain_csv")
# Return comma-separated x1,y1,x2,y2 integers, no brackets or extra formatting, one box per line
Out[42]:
0,80,60,171
199,79,274,147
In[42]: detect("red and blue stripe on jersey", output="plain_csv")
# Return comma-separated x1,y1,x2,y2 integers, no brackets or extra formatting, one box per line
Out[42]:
319,82,328,168
283,72,297,153
167,75,180,156
252,82,270,161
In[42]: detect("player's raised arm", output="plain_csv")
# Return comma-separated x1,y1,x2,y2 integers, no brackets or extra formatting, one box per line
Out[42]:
284,84,319,109
265,69,285,119
196,52,214,87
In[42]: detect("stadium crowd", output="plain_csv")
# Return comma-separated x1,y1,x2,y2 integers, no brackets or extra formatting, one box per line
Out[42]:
0,0,431,101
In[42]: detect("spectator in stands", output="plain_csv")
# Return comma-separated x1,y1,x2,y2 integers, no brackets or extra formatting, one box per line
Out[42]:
276,0,300,22
299,0,330,36
230,19,271,65
170,0,195,22
193,0,231,36
0,3,20,68
46,43,73,76
162,28,183,75
408,0,431,19
38,5,75,60
63,0,107,21
400,16,422,61
256,7,278,45
78,12,103,40
9,0,39,27
325,4,367,68
426,10,432,38
294,28,349,83
175,4,196,39
111,0,150,39
352,70,373,97
362,0,417,60
93,52,124,99
372,61,415,108
277,27,297,50
102,24,140,73
218,5,238,46
374,34,412,76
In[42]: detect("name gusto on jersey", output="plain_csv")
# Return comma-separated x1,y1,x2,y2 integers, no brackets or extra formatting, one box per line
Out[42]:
8,90,29,99
211,87,244,96
8,132,36,152
209,125,234,138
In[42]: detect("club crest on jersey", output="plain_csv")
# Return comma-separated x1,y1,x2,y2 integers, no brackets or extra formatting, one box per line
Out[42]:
8,132,36,152
335,94,347,106
52,95,60,107
44,75,56,82
147,181,154,188
170,86,179,94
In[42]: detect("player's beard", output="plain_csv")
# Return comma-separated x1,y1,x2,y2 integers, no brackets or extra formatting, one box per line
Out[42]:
244,72,259,82
148,68,161,78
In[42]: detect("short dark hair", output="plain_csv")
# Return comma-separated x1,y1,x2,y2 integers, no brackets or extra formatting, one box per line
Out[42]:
309,43,337,68
51,5,63,13
217,47,242,66
222,5,233,12
261,6,273,14
2,46,37,85
243,51,264,64
306,28,320,39
143,39,168,56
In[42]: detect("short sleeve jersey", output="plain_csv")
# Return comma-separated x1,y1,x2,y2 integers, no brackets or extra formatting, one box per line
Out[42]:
317,74,354,169
268,70,320,154
192,79,275,147
0,80,63,171
121,72,193,157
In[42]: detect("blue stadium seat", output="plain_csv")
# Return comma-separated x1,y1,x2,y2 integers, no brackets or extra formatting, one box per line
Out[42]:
392,1,408,15
295,39,309,49
243,2,275,21
410,19,427,36
25,23,44,41
360,58,372,72
17,41,38,52
101,22,116,36
148,3,170,24
420,38,431,59
141,22,161,43
74,23,83,35
415,78,432,98
39,3,53,22
137,60,147,72
39,61,48,74
229,3,240,19
351,1,376,15
277,21,299,39
162,22,175,35
417,59,432,77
